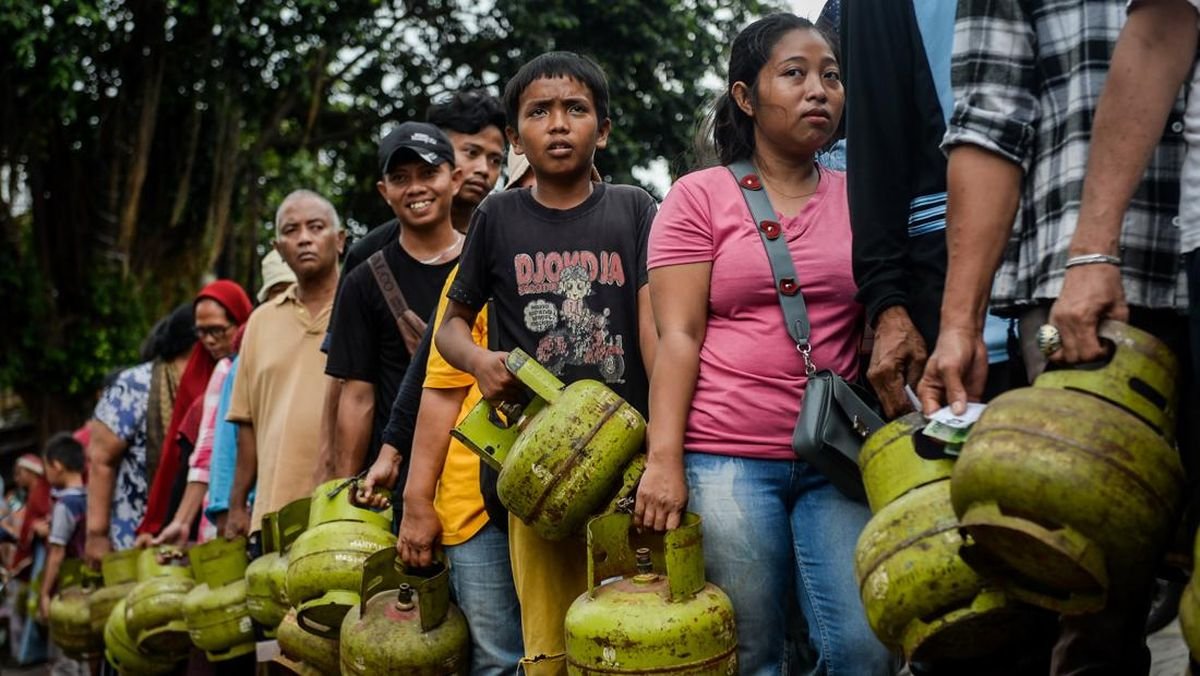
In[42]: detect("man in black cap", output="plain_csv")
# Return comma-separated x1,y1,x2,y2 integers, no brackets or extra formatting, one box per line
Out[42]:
323,122,465,477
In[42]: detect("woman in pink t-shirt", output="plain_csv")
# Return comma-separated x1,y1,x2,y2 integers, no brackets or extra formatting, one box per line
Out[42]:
634,13,892,675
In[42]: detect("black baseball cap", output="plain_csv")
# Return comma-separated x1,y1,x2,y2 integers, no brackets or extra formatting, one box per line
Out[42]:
377,121,456,174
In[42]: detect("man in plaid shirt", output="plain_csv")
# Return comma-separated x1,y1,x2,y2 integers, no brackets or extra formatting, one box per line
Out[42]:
918,0,1190,673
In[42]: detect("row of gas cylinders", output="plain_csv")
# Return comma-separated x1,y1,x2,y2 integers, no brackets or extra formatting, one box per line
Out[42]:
50,476,739,674
855,321,1187,661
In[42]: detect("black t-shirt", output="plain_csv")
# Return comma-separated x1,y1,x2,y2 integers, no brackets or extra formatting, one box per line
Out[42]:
447,183,656,415
326,238,458,467
343,219,400,274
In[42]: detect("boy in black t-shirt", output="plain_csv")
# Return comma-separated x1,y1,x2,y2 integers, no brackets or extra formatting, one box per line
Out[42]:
325,122,465,477
437,51,657,676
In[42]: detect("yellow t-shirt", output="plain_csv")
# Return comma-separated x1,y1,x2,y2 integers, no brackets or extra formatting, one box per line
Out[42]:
424,267,489,545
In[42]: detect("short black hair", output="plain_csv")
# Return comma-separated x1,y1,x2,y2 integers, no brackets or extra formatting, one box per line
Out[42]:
140,302,196,362
426,89,506,136
503,52,609,130
44,433,85,473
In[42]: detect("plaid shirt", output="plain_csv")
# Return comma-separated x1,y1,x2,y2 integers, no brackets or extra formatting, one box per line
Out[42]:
943,0,1188,314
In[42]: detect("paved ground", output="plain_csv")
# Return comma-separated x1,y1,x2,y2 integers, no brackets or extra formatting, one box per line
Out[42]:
0,623,1192,675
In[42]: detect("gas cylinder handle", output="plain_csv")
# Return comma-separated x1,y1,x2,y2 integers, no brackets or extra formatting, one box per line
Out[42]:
357,548,452,633
276,497,311,553
506,349,566,405
585,512,708,603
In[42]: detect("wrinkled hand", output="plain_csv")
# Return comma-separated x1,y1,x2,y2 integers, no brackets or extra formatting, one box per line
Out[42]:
633,455,688,532
223,505,250,541
133,532,155,549
84,532,111,569
397,498,442,568
918,326,990,416
867,307,928,418
1048,263,1127,363
470,350,522,405
152,521,189,549
356,445,402,510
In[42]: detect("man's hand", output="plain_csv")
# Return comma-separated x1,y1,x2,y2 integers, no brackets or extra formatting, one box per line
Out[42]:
133,532,155,549
84,532,111,569
152,521,189,549
469,350,522,404
397,498,443,568
1048,263,1128,363
918,326,990,416
224,505,250,541
633,454,688,532
357,445,402,510
867,307,928,418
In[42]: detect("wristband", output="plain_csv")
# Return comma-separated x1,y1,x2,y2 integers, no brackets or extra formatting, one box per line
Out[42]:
1065,253,1121,269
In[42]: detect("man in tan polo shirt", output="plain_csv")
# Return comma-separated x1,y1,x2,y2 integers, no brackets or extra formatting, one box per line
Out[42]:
224,190,346,536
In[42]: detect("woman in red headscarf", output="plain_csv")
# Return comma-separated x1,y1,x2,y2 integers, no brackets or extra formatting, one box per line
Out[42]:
136,280,252,541
9,454,51,577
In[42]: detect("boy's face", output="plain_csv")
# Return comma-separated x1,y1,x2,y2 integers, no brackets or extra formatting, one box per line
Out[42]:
507,76,610,182
376,158,464,232
446,127,505,207
43,460,63,487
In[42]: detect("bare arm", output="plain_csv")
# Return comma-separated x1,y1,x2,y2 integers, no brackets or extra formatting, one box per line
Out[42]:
85,420,126,566
1050,0,1197,362
334,379,375,477
397,386,469,567
154,482,207,547
918,146,1022,414
637,284,657,376
39,543,66,620
224,423,257,539
436,301,519,403
315,376,344,483
634,262,712,532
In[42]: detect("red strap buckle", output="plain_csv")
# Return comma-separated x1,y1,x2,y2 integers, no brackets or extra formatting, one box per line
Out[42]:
760,220,781,240
739,173,762,190
779,277,799,296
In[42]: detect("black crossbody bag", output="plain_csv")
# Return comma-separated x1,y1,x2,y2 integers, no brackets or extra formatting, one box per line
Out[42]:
727,161,883,502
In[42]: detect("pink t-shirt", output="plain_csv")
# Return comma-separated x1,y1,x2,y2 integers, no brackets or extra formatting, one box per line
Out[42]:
648,165,862,460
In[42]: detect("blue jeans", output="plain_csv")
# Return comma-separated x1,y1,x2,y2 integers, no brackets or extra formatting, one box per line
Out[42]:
445,521,524,675
684,453,894,676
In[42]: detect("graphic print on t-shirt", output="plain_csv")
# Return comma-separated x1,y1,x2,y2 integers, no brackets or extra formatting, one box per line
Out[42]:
514,249,627,383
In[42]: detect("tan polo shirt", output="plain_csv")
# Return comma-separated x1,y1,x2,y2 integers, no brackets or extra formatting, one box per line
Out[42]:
227,283,332,530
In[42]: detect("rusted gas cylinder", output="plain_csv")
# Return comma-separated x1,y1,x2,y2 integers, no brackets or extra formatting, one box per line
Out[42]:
48,560,104,659
564,513,737,675
855,413,1034,661
339,549,469,675
451,348,645,541
183,536,255,661
277,608,341,675
285,479,393,637
125,546,195,654
951,321,1184,614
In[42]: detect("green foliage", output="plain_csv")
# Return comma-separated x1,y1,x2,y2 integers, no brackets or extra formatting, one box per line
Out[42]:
0,0,777,434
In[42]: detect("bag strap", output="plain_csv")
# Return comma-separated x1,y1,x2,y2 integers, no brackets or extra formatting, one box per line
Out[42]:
367,250,414,323
727,161,816,374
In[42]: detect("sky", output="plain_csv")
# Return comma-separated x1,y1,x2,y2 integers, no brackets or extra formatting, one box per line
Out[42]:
792,0,827,20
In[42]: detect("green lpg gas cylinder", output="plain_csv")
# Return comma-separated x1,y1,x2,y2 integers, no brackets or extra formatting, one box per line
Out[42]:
89,549,140,638
339,549,469,675
451,348,646,541
246,500,308,635
125,546,195,654
104,598,181,675
286,478,393,637
951,322,1184,614
277,608,341,675
564,513,737,675
48,559,104,659
183,536,255,661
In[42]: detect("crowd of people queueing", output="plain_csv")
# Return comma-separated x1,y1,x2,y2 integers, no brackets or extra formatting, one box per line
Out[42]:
8,0,1200,674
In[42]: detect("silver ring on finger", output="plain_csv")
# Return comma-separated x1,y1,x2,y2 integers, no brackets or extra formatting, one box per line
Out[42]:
1036,323,1062,357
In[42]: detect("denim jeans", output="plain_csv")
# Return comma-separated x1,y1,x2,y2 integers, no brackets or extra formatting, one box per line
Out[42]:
684,452,894,676
445,521,525,675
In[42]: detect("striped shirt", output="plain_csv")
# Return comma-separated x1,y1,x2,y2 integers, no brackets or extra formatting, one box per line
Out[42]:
943,0,1188,314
